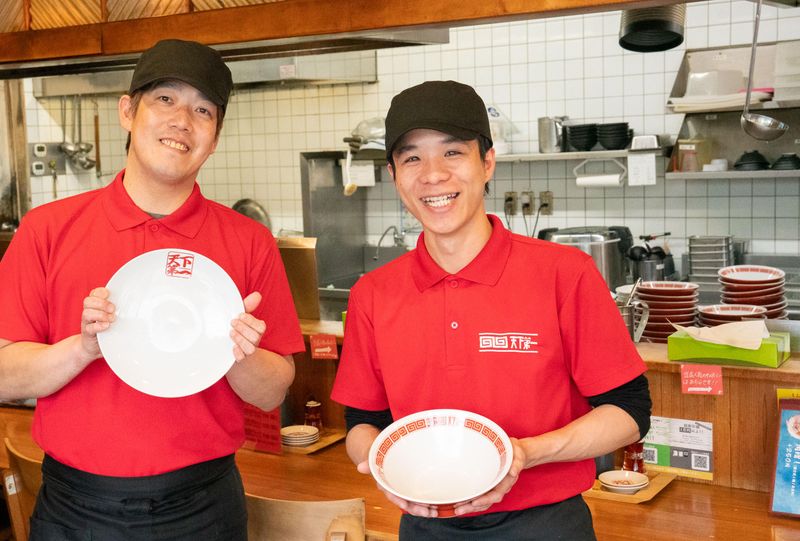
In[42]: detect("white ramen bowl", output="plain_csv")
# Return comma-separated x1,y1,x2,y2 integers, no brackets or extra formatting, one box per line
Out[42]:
368,409,513,512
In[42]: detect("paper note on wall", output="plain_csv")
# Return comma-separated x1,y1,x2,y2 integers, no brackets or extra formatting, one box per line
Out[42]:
627,152,657,186
348,161,377,186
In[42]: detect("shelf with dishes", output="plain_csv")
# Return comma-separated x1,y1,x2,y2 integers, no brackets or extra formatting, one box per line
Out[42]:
666,108,800,180
665,170,800,180
496,146,668,164
495,149,631,163
666,42,800,115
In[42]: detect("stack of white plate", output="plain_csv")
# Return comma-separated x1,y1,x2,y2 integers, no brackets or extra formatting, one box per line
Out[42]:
698,304,767,327
280,425,320,447
718,265,788,319
687,236,734,294
634,281,699,343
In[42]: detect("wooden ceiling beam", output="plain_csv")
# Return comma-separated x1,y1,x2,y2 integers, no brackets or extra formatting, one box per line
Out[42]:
0,0,681,64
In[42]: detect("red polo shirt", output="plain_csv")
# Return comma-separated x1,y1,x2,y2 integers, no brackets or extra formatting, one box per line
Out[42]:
332,214,646,512
0,171,305,476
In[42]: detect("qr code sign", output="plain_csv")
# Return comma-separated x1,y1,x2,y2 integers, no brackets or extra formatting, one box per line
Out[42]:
643,446,657,464
692,452,710,471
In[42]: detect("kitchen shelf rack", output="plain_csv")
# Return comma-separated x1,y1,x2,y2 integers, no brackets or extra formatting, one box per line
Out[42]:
666,170,800,180
495,149,630,162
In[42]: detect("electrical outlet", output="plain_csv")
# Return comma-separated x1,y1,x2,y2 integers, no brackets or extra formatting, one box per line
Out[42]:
520,191,534,215
504,191,518,215
539,191,554,215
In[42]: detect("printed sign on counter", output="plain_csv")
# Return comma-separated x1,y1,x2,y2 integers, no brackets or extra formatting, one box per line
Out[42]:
777,388,800,407
643,416,713,481
310,334,338,360
681,364,723,395
771,399,800,516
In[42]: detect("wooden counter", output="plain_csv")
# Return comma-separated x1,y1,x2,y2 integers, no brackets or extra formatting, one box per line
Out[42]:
638,342,800,492
4,406,800,541
292,322,800,492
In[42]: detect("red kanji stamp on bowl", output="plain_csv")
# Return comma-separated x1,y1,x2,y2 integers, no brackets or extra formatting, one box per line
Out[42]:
165,251,195,278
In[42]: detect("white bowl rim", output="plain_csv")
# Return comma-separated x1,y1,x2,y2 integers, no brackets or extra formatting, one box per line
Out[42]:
598,469,649,487
368,408,513,505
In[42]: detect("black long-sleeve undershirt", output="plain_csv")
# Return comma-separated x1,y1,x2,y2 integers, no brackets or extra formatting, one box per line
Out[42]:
344,374,652,439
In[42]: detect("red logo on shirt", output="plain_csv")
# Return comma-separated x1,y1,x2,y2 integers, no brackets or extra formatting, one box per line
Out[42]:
479,332,538,353
165,251,195,278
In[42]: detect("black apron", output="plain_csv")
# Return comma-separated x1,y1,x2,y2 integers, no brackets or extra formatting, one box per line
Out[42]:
399,494,597,541
30,454,247,541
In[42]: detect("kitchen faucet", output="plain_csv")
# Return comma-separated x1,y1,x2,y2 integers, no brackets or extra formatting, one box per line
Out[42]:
373,225,406,260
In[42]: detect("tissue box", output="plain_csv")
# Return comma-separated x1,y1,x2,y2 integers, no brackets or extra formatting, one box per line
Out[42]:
667,331,791,368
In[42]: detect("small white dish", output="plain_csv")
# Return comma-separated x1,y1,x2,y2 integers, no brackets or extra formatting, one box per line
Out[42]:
97,249,243,398
598,470,649,494
280,425,320,438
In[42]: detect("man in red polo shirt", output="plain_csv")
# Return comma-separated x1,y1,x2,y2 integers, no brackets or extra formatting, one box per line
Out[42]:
331,81,651,540
0,40,304,540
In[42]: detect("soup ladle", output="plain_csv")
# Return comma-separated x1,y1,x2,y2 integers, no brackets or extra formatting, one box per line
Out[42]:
58,96,78,157
740,0,788,141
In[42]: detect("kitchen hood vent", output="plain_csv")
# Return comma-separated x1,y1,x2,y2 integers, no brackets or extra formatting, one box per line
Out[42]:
3,28,448,81
32,49,383,98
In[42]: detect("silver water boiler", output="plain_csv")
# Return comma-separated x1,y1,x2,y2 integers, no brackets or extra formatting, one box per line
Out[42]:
538,226,633,290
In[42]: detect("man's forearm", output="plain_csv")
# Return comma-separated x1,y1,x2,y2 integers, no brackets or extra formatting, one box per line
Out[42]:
345,423,381,467
0,336,94,400
519,404,640,470
225,349,295,411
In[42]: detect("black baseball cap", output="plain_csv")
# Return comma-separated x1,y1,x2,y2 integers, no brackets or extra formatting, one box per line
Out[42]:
384,80,493,159
128,39,233,114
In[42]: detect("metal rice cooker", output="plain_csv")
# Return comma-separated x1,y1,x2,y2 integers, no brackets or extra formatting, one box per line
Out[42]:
538,226,632,290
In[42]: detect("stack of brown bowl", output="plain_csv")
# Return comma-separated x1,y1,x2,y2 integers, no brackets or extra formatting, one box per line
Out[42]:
718,265,788,319
634,281,700,343
698,304,767,326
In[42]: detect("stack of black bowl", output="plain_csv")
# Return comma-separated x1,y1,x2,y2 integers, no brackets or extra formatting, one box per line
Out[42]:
734,150,770,171
564,124,597,151
772,153,800,170
597,122,631,150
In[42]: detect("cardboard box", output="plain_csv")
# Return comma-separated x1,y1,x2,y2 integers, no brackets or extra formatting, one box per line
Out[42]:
667,331,791,368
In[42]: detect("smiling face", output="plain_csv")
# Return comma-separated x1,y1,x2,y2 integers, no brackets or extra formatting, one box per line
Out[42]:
119,80,220,190
389,128,495,247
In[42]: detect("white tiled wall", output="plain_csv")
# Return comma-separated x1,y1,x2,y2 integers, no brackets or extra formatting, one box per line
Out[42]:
22,0,800,262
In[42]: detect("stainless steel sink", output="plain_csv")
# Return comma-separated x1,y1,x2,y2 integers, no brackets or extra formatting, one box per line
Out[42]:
316,245,409,321
318,274,360,321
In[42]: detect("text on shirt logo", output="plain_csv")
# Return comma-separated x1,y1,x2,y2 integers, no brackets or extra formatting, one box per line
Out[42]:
165,251,195,278
479,332,538,353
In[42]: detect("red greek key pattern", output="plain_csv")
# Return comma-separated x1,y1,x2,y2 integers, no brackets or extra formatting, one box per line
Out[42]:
464,419,483,433
375,415,508,472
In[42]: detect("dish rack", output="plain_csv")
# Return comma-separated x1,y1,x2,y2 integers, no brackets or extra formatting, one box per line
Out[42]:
685,236,743,297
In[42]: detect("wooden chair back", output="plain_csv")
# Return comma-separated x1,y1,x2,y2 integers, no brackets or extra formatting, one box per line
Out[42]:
246,494,365,541
2,437,43,541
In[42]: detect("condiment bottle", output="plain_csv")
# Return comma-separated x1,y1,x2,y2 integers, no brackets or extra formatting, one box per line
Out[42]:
622,441,646,473
304,397,323,430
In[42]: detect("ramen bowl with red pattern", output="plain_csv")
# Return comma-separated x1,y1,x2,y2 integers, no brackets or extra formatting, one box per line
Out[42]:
368,409,513,517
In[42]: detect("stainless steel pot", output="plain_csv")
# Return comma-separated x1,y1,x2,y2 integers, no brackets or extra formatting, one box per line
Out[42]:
538,116,568,153
539,226,630,290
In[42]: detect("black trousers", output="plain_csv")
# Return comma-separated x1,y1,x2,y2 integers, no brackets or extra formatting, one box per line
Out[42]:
399,494,597,541
30,454,247,541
